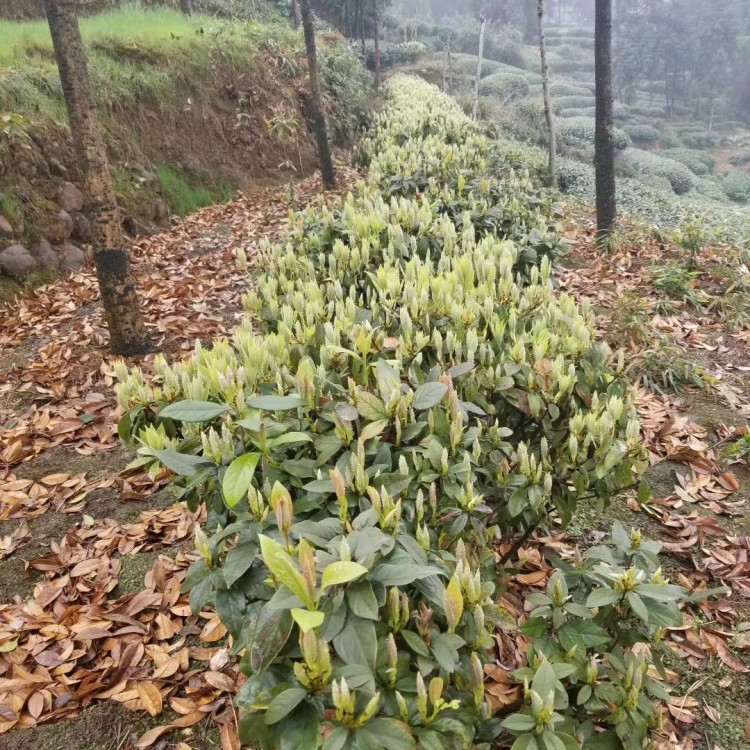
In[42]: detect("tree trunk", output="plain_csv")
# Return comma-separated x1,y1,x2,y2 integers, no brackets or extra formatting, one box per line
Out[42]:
179,0,193,15
291,0,301,28
442,38,450,92
299,0,335,189
43,0,150,356
537,0,556,188
594,0,616,248
471,16,486,122
373,2,381,91
359,0,365,58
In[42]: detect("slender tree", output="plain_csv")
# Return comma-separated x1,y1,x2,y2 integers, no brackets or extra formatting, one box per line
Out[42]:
442,36,451,92
299,0,336,188
373,0,381,90
594,0,616,247
537,0,556,187
291,0,301,28
471,15,486,121
43,0,150,356
179,0,193,15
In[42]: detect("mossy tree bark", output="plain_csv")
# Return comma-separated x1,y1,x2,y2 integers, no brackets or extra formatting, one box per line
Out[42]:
594,0,617,248
537,0,556,187
299,0,335,189
44,0,150,356
471,15,486,122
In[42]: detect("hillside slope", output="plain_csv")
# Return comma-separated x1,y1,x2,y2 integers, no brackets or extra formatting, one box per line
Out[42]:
0,7,369,295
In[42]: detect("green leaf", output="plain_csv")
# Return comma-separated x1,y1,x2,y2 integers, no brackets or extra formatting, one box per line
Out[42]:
346,582,379,620
259,535,314,609
501,714,536,733
323,725,350,750
291,608,325,633
582,731,621,749
401,629,431,657
627,592,649,622
333,614,377,669
249,607,293,672
531,658,557,701
155,449,211,476
585,588,621,608
356,391,388,420
413,382,448,410
266,686,308,724
224,541,259,587
269,432,314,448
321,561,368,592
216,587,246,639
358,718,415,750
279,702,320,750
558,621,610,651
247,394,304,410
360,419,389,441
222,453,261,508
635,583,684,602
159,400,228,422
376,359,401,400
510,735,539,750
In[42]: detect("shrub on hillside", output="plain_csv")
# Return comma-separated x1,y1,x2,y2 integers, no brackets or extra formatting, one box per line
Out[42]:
624,123,661,144
723,170,750,203
677,127,719,149
363,40,426,70
558,106,595,119
549,82,593,98
554,95,595,110
450,53,504,79
478,71,530,103
558,116,631,151
320,45,371,144
692,178,728,203
729,149,750,166
661,148,715,176
621,149,696,195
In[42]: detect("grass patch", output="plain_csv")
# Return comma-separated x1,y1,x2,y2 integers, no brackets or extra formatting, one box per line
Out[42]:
156,165,234,217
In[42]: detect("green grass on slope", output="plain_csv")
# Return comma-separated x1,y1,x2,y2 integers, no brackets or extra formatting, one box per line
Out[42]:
0,6,209,65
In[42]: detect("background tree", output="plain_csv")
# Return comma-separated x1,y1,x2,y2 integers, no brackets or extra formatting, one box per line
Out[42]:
299,0,336,188
594,0,616,247
43,0,150,356
178,0,193,15
537,0,556,187
471,14,486,121
291,0,301,27
373,0,381,90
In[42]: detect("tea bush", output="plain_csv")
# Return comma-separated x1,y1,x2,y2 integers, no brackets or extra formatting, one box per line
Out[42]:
478,71,530,103
549,82,593,98
116,76,662,750
723,170,750,203
621,149,695,195
623,123,661,144
661,148,715,176
558,117,631,151
692,177,728,203
554,95,595,111
364,41,426,71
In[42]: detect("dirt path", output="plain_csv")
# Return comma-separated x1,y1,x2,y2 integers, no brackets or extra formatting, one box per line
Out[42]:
1,192,749,750
0,172,355,750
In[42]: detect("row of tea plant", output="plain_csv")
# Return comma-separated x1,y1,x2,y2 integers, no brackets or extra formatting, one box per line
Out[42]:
116,76,693,750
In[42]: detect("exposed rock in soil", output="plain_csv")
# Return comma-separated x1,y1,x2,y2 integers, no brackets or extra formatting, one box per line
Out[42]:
56,181,85,213
57,243,87,271
29,239,60,271
0,215,13,236
0,244,36,279
44,209,74,244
